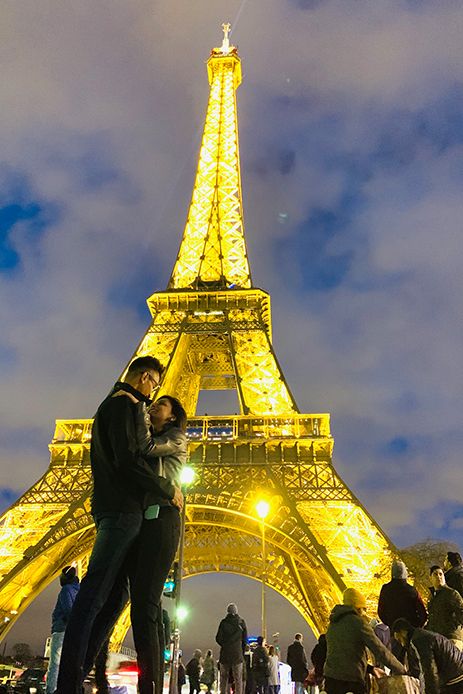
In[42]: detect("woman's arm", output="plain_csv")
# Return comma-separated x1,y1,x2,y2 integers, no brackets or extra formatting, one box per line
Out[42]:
135,402,186,458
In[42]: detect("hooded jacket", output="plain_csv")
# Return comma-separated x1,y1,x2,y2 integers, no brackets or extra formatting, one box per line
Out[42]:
51,577,80,633
427,585,463,640
378,579,427,628
324,605,406,684
445,565,463,600
409,627,463,694
216,613,248,665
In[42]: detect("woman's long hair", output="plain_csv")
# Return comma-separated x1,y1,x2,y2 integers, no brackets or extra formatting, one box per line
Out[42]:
155,394,187,432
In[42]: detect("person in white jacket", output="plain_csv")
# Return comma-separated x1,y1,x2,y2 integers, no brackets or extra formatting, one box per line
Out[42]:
268,645,280,694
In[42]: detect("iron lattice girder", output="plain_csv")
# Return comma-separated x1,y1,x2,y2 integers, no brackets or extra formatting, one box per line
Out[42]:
170,51,250,290
0,412,392,638
139,289,296,416
146,289,272,331
181,523,335,633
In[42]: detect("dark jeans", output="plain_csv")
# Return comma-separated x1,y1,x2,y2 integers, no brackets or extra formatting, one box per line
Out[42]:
443,684,463,694
56,511,143,694
129,506,181,694
94,637,110,693
324,676,366,694
254,676,268,694
189,679,201,694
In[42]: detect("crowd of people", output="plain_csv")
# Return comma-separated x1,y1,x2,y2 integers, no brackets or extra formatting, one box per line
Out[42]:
42,354,463,694
175,556,463,694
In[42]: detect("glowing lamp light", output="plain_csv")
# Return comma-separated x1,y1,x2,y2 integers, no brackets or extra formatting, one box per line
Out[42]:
180,466,195,485
176,605,189,622
256,500,270,520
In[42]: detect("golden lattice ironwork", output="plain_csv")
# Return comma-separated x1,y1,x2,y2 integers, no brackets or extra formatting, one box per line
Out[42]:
0,29,400,647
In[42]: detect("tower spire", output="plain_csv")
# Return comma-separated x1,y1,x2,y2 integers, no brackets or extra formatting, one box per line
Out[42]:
169,25,251,290
221,22,232,54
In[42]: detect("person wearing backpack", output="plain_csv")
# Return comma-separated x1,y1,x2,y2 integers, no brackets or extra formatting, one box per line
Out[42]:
252,637,270,694
216,603,248,694
186,650,202,694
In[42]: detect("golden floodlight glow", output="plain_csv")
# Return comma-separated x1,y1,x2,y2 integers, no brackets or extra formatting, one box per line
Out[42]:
180,466,195,486
256,500,270,520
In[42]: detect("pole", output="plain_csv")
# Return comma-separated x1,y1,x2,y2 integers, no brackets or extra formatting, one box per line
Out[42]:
261,518,266,641
169,501,186,694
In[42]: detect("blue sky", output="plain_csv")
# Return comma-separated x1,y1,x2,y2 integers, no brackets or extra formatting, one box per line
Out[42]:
1,0,463,650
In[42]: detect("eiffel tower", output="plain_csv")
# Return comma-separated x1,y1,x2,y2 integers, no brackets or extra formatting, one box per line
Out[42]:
0,27,398,647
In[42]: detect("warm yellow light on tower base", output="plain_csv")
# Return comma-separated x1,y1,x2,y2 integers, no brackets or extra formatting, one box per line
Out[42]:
256,500,270,520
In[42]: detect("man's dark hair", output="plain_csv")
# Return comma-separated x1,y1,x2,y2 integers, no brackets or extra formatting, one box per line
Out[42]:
294,633,302,641
127,356,164,377
391,618,414,641
430,564,442,575
155,395,188,432
257,636,264,646
447,552,462,567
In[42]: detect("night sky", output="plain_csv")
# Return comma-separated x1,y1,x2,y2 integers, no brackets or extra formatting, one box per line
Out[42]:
1,0,463,655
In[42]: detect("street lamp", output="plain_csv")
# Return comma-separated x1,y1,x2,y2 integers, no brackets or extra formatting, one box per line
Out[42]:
176,605,189,623
169,465,195,694
255,500,270,641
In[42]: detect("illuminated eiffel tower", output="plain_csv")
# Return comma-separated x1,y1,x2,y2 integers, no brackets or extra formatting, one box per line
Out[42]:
0,26,398,647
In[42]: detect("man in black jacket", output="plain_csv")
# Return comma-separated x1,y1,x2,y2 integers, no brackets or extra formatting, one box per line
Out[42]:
445,554,463,600
378,560,427,630
216,603,248,694
56,356,183,694
378,559,427,660
286,634,308,694
428,565,463,649
393,618,463,694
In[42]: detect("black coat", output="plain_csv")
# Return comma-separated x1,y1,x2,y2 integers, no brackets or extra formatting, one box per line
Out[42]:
286,640,308,683
90,382,175,515
427,585,463,640
445,566,463,600
252,646,270,684
216,614,248,665
378,579,427,628
311,635,327,679
178,663,186,686
410,628,463,694
186,657,201,682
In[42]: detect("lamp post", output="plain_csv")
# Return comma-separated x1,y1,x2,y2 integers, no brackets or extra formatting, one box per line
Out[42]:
255,500,270,641
169,465,195,694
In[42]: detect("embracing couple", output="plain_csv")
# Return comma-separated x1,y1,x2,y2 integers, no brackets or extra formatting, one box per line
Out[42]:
55,356,187,694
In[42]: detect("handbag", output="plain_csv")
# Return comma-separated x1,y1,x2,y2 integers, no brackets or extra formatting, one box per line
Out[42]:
376,675,420,694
